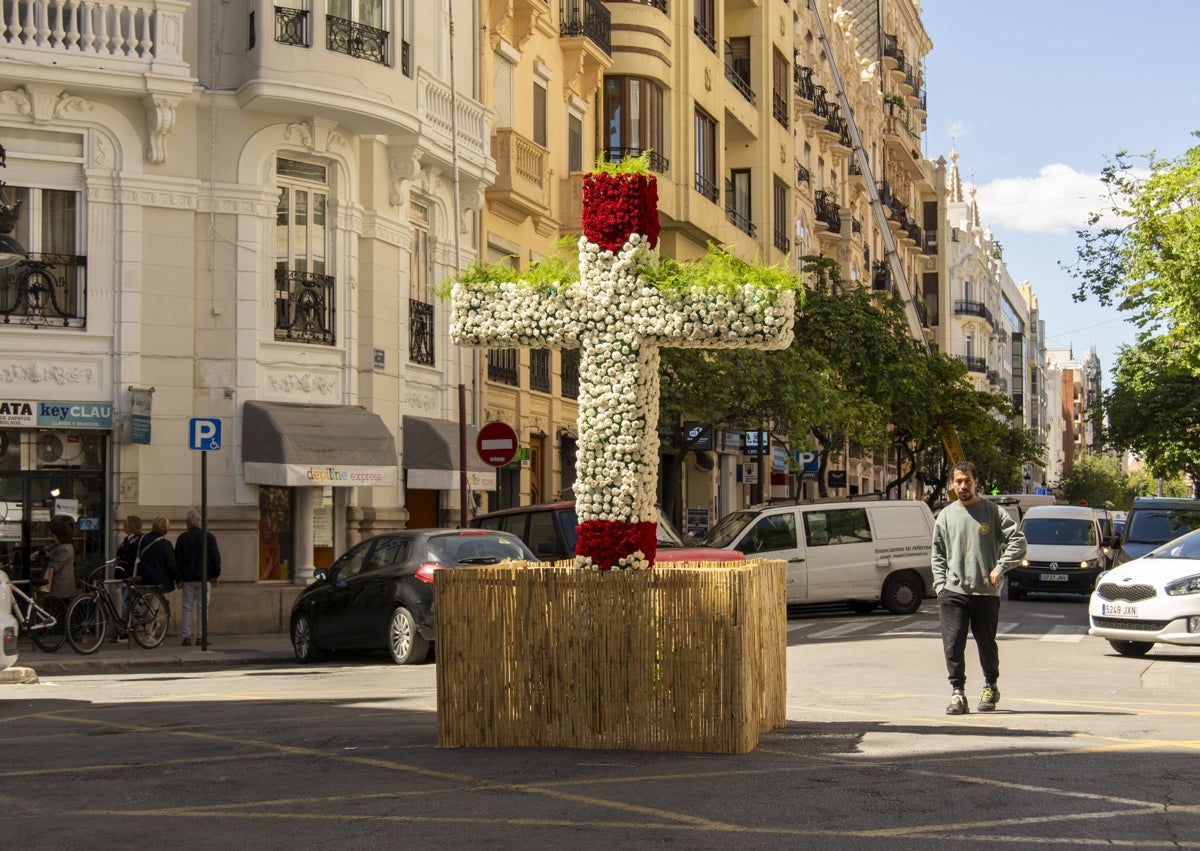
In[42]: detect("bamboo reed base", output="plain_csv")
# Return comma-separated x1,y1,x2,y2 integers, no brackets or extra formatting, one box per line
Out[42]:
435,559,787,754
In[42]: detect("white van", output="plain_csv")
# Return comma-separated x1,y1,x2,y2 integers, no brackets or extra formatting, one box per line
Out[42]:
699,499,936,614
1008,505,1116,599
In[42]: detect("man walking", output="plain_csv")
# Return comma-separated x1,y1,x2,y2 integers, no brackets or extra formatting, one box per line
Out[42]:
932,461,1026,715
175,509,221,646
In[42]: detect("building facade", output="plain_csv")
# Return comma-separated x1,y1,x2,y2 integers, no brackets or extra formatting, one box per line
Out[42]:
0,1,495,631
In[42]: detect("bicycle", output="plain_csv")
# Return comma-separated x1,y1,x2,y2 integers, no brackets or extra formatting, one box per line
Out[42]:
66,561,171,654
5,571,68,652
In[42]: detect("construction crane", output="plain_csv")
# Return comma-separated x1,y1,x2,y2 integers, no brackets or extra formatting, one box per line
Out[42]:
806,0,964,467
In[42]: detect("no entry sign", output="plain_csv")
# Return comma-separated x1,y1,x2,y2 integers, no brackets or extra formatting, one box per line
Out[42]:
477,421,519,467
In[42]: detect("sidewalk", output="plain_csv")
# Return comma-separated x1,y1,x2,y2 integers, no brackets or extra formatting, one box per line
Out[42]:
1,633,295,681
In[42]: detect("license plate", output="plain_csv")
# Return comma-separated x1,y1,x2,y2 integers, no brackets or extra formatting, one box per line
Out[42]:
1039,573,1070,582
1102,602,1138,617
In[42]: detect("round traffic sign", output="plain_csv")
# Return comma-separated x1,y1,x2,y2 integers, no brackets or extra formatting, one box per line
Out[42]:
477,421,519,467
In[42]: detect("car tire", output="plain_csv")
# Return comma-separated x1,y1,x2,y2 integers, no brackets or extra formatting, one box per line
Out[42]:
881,573,922,615
388,606,430,665
1107,639,1153,658
847,600,877,615
291,613,325,663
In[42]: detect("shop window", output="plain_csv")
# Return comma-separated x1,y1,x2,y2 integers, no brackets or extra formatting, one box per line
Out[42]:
258,486,295,581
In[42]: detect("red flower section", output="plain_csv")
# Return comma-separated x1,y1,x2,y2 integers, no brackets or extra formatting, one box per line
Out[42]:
581,171,660,252
576,519,658,570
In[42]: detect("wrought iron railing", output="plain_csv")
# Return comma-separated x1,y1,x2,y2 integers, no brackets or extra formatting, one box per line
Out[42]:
773,228,790,254
954,299,996,328
963,355,986,374
488,348,519,386
561,350,579,400
814,190,840,231
796,164,811,185
276,269,335,345
603,147,668,173
409,299,434,364
724,179,756,237
724,42,755,104
530,350,551,393
695,172,719,202
0,253,87,329
327,14,388,65
693,18,716,51
560,0,612,55
794,65,815,101
276,6,309,46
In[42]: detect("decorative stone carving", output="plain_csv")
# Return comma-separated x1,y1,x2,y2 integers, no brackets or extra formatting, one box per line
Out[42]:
284,118,347,156
0,362,96,385
267,372,337,396
143,95,178,164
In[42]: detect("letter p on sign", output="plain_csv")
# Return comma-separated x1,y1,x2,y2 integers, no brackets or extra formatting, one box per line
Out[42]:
189,417,222,451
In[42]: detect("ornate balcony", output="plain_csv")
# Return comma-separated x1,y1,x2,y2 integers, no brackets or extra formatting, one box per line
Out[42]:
814,190,841,232
409,299,435,365
0,253,87,329
0,0,193,163
275,269,336,345
486,128,551,224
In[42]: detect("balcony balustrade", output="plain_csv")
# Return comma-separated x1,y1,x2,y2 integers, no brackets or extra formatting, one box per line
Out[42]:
487,128,551,220
794,65,815,101
814,190,841,231
963,355,987,374
953,299,997,328
326,14,388,65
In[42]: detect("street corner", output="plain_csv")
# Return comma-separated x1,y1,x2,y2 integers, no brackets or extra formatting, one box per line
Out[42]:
0,665,39,684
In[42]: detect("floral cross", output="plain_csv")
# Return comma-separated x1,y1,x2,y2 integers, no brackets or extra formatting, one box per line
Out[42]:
452,163,795,570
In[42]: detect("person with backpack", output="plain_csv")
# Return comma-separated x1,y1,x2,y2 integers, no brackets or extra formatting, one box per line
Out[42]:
135,515,179,595
115,515,144,578
175,509,221,646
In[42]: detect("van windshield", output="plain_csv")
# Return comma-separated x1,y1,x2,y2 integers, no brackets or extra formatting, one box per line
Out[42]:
1022,518,1095,546
700,511,756,548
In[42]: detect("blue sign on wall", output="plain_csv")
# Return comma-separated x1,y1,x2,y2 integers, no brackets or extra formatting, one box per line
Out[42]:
189,417,222,451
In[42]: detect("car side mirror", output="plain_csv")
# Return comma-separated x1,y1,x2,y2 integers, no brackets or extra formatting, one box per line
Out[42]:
313,568,329,582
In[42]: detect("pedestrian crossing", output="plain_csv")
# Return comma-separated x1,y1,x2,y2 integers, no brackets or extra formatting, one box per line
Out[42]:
788,607,1089,643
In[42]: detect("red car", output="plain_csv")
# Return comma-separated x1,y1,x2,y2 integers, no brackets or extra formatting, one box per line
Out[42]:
472,500,743,562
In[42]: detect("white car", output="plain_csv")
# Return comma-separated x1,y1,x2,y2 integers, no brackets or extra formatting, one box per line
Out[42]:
1089,528,1200,657
0,570,19,670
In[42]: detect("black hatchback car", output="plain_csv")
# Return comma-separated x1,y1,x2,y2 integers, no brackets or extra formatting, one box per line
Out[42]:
290,529,536,665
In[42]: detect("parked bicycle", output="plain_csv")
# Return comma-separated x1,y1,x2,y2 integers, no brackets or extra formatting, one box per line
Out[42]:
5,572,68,652
66,561,170,654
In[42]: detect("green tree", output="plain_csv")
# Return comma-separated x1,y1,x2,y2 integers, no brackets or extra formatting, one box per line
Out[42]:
1066,134,1200,492
1103,339,1200,494
1057,453,1130,509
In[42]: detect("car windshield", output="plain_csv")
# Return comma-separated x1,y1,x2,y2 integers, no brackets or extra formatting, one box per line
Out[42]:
427,534,533,565
1125,509,1200,545
1022,518,1095,546
699,511,756,549
1146,529,1200,560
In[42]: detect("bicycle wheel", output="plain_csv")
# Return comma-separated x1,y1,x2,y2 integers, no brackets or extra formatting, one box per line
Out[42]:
67,594,108,654
29,595,68,652
130,588,169,649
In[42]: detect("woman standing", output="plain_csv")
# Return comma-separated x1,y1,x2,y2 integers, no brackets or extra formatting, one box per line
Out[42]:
42,515,78,601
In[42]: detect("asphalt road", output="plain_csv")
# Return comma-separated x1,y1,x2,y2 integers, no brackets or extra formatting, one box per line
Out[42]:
2,595,1198,850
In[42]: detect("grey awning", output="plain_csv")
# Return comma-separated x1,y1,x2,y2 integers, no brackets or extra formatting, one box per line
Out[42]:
243,401,397,487
403,415,497,490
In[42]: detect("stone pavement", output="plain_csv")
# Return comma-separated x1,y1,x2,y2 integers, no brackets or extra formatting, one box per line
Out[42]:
0,632,294,682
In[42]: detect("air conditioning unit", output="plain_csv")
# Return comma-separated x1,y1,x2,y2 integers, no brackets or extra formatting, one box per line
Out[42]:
37,433,84,468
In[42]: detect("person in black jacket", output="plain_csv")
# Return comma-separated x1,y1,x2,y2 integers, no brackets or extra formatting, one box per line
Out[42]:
135,515,179,595
175,509,221,646
115,515,143,579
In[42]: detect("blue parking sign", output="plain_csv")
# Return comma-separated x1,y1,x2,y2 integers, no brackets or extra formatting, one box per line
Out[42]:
189,417,222,451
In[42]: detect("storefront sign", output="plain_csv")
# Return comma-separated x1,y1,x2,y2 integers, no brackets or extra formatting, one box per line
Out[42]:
682,422,713,451
0,401,35,427
37,401,113,430
742,430,768,456
772,446,788,471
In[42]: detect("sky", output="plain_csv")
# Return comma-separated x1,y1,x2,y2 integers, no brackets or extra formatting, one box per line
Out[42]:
918,1,1199,387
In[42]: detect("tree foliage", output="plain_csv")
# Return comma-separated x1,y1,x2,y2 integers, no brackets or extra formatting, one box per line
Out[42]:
1066,134,1200,489
660,256,1043,502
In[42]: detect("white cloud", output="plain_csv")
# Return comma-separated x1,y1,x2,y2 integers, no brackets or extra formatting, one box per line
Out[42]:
973,164,1111,235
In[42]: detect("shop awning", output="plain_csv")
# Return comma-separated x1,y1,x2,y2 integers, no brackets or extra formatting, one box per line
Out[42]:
403,415,497,491
243,401,398,487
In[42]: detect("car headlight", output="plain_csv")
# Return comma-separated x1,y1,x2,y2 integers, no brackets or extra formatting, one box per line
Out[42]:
1080,558,1100,570
1165,574,1200,596
1020,558,1030,568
